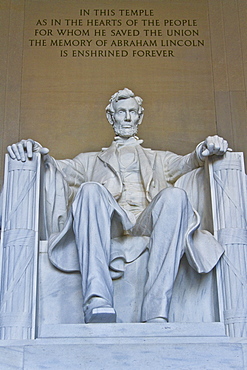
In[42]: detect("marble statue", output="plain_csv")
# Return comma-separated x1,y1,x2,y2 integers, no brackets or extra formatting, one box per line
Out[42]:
7,88,228,324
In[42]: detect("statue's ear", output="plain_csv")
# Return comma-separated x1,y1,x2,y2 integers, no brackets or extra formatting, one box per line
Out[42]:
137,112,144,126
106,111,114,126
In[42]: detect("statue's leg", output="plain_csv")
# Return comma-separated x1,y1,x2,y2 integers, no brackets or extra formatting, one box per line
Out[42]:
132,187,195,322
72,182,130,323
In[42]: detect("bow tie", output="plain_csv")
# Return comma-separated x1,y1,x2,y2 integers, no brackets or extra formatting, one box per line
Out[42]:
114,136,143,147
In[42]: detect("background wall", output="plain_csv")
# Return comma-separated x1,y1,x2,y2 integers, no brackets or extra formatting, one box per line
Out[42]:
1,0,247,185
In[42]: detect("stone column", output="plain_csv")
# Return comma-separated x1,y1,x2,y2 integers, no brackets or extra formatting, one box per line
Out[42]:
0,153,41,339
209,152,247,337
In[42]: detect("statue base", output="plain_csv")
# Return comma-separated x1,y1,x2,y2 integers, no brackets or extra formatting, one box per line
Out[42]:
0,323,246,369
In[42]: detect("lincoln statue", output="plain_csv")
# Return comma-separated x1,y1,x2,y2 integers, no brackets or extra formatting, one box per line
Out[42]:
7,88,227,324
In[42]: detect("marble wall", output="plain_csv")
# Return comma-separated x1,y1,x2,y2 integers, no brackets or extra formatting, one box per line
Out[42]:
1,0,247,184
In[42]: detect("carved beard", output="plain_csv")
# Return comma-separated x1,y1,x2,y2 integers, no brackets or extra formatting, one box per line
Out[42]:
113,124,139,138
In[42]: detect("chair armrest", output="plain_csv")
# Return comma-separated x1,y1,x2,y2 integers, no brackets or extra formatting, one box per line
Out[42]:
0,153,41,339
207,151,247,337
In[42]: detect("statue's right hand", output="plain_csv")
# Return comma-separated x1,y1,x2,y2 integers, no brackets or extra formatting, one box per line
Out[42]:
7,139,49,162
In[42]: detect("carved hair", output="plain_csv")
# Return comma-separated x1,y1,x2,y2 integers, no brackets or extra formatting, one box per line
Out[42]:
106,88,144,126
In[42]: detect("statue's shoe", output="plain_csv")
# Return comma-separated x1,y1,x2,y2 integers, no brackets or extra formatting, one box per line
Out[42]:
146,317,168,323
84,306,117,323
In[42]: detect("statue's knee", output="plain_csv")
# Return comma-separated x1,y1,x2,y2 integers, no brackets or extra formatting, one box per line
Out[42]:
77,182,105,199
167,187,187,198
72,182,110,217
158,187,188,206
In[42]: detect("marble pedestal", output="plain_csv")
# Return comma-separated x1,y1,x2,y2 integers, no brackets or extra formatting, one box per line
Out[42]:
0,323,246,369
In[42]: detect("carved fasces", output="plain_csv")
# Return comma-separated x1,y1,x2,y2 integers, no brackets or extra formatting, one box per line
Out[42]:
0,153,41,339
209,152,247,337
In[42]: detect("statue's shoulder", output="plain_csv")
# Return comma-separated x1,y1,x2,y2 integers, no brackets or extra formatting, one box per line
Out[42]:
71,150,100,167
74,151,99,159
141,147,182,167
73,141,117,164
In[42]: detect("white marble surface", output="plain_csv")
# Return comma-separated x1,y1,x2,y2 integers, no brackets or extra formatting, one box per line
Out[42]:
0,333,246,370
0,346,23,369
2,89,246,345
38,322,226,339
38,241,220,325
209,152,247,336
23,342,243,370
0,154,41,340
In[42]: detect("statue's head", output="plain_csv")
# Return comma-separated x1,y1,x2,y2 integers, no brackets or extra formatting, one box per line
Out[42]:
106,88,144,138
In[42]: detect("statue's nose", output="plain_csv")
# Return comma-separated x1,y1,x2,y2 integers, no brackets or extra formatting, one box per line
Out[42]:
125,111,131,121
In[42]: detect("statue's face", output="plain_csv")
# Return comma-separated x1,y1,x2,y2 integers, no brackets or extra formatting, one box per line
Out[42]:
112,98,141,138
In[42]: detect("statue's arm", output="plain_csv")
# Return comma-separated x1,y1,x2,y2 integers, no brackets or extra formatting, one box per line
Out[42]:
7,139,86,182
165,135,228,183
48,156,87,189
7,138,87,202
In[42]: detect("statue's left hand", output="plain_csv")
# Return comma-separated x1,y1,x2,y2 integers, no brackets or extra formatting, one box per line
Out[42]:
199,135,229,159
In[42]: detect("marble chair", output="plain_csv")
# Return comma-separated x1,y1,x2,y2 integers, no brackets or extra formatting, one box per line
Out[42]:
0,151,246,339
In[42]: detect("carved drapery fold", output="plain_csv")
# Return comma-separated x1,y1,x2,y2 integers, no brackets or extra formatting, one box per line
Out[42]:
0,154,41,340
209,152,247,337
